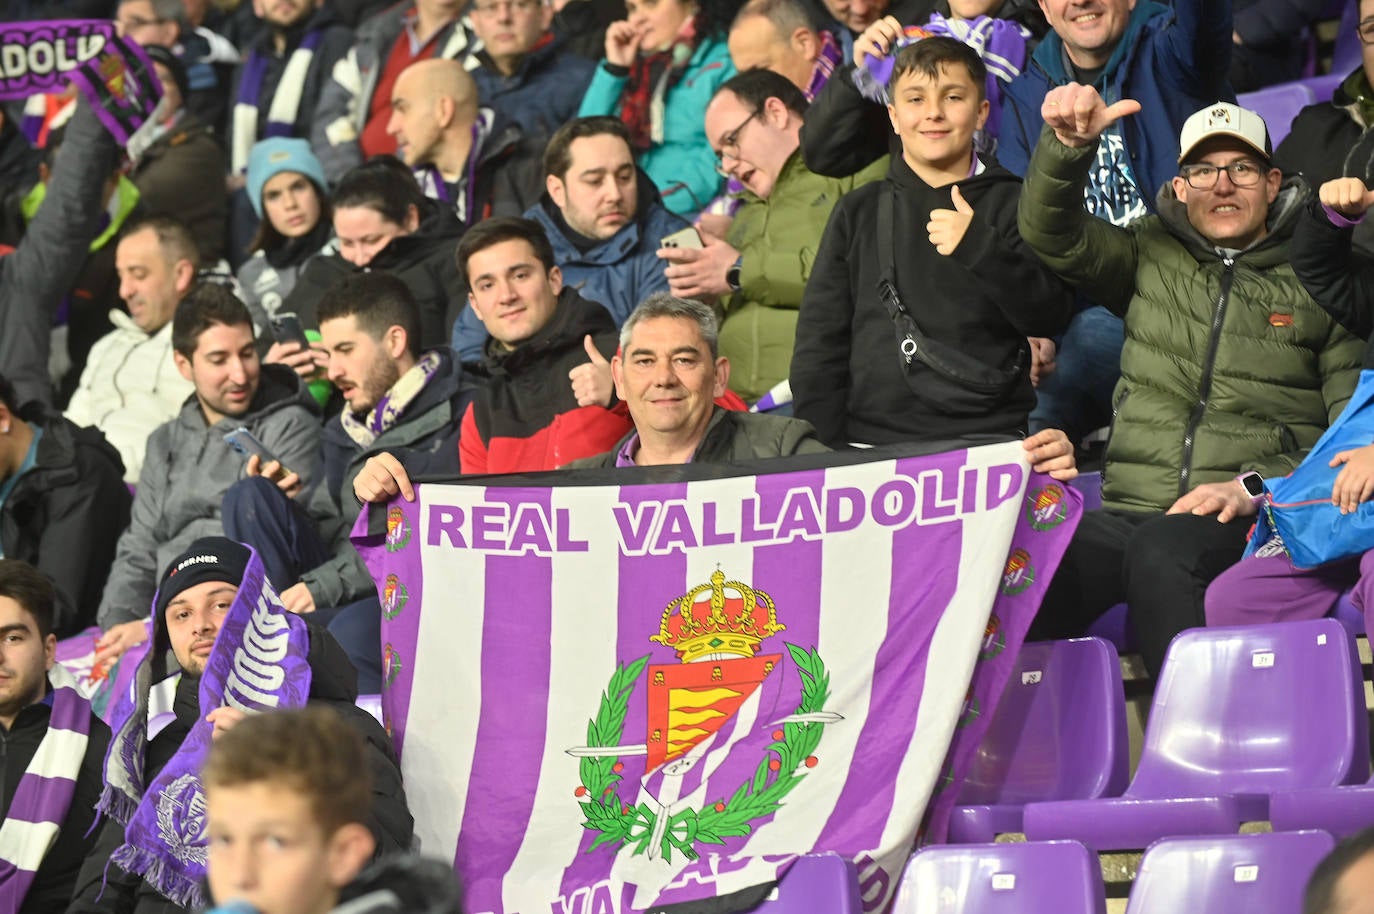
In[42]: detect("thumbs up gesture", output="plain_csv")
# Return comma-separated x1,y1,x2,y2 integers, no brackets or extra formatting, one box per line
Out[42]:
927,185,975,256
569,334,615,407
1319,177,1374,220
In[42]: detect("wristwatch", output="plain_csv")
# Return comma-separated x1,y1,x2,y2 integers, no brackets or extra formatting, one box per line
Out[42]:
1235,471,1265,508
726,257,743,292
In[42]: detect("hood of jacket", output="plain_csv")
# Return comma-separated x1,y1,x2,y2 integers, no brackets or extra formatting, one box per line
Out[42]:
369,198,463,272
530,166,669,268
1029,0,1169,84
1153,172,1310,267
10,400,127,490
479,286,615,377
334,854,463,914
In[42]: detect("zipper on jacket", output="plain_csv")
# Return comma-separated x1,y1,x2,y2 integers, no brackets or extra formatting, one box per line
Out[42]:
1178,257,1236,497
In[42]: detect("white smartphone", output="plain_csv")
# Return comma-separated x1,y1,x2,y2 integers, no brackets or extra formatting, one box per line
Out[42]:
660,226,704,250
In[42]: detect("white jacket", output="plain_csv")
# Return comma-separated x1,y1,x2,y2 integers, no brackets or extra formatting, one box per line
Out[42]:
64,311,195,482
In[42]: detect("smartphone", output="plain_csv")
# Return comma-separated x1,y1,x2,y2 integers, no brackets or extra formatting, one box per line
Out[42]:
660,226,704,250
224,427,282,467
270,312,310,349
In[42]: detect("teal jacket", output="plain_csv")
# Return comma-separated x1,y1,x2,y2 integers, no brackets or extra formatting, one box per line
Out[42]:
577,37,735,217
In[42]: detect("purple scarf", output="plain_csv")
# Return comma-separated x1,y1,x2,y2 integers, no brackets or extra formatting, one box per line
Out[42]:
96,547,314,908
0,665,93,911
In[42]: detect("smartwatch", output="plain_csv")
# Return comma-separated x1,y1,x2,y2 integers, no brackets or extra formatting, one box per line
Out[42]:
726,257,743,292
1235,471,1265,507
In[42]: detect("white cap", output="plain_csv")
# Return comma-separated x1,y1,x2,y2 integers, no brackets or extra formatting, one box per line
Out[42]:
1177,102,1271,164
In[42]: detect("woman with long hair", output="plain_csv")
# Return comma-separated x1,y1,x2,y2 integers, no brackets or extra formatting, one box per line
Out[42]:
576,0,737,218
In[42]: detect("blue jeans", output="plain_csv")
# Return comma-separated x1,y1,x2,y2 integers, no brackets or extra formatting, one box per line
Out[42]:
1028,305,1124,444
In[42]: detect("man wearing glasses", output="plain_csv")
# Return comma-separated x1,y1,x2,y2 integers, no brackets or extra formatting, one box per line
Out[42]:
468,0,594,137
1018,88,1365,676
1274,0,1374,255
657,68,884,404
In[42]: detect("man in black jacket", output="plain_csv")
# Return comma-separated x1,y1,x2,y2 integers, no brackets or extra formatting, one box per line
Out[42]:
0,374,130,636
68,538,413,914
0,561,111,914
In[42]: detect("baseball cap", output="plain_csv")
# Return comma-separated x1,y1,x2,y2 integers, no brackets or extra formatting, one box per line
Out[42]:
1178,102,1271,164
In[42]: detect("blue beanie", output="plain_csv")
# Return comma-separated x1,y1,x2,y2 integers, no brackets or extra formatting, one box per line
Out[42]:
245,137,329,218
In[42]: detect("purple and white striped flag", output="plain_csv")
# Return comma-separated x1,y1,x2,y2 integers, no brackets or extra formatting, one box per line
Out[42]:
354,442,1081,914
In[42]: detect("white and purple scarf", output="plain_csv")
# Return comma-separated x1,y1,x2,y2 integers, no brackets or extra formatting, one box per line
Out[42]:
341,349,443,448
231,29,326,173
96,547,313,909
0,664,92,911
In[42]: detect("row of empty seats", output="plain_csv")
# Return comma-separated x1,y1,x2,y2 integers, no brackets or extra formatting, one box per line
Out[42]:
758,831,1335,914
955,620,1373,849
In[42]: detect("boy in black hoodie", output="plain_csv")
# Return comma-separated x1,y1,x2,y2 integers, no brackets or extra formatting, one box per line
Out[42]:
791,35,1071,448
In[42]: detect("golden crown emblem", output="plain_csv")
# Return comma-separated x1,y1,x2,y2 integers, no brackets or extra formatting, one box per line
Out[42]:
650,569,785,662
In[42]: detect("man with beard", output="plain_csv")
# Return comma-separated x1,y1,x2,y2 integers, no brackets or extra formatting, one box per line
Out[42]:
68,537,412,914
221,273,471,690
91,285,321,675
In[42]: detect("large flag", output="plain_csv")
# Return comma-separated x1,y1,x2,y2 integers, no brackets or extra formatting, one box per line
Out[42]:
354,441,1081,914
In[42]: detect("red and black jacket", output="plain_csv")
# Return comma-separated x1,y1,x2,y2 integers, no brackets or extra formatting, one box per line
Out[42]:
460,288,632,475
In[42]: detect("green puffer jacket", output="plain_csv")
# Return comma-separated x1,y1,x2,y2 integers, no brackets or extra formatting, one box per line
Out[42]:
721,151,887,401
1020,125,1364,513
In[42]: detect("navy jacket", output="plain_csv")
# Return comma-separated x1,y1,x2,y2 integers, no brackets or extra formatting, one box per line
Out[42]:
998,0,1233,206
471,36,595,140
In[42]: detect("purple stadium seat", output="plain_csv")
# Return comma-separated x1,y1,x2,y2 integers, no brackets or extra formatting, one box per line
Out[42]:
1074,471,1102,512
1270,782,1374,839
757,854,861,913
949,638,1129,843
893,840,1105,914
1023,619,1368,851
1238,83,1316,146
1125,831,1335,914
1300,72,1346,103
1329,589,1365,639
1333,0,1363,79
356,693,384,724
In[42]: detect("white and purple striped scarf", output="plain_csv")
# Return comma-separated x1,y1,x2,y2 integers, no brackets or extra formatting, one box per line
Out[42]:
230,29,326,174
0,664,92,911
341,349,443,448
96,547,313,909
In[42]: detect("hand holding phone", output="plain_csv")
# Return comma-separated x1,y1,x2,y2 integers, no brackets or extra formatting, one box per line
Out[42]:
270,312,310,349
660,226,704,250
224,427,281,465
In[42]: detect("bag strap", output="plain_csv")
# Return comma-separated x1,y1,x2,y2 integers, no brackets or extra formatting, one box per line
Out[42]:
875,187,1028,393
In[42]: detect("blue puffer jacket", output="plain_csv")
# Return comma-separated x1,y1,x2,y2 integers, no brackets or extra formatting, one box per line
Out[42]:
998,0,1234,207
577,36,735,217
450,177,689,360
472,37,596,139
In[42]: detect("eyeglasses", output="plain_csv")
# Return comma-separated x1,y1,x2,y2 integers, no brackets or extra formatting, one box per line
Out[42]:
471,0,541,14
1179,159,1266,189
116,14,165,31
714,109,761,177
1358,17,1374,45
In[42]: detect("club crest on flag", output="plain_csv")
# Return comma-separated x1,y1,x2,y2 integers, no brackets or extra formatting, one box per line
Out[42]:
568,570,841,864
385,506,412,552
1001,547,1035,596
383,643,404,687
1026,483,1070,531
382,573,409,619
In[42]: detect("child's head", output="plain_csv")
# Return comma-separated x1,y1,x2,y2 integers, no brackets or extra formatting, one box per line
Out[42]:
885,37,990,176
947,0,1002,19
203,707,376,914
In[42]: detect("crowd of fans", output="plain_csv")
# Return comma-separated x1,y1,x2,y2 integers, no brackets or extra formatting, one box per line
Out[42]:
4,0,1374,910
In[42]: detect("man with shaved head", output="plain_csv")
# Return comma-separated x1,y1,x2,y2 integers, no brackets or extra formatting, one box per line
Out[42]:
387,58,546,227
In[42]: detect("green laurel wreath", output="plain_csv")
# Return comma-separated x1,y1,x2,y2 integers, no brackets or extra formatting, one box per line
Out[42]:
576,644,831,863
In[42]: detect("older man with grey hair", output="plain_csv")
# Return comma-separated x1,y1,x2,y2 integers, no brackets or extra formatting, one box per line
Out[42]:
569,294,829,467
